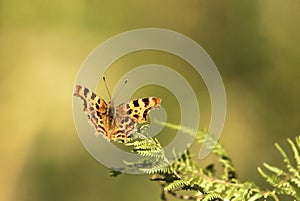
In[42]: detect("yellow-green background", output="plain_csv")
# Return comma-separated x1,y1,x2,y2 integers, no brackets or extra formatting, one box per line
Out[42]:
1,1,300,201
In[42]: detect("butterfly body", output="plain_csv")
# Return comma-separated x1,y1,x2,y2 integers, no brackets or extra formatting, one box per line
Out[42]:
74,85,161,142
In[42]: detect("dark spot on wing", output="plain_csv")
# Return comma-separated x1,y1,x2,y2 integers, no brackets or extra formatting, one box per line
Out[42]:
127,109,132,115
126,104,130,109
133,114,139,119
143,109,149,120
142,98,149,107
115,130,124,134
133,100,139,107
98,125,106,132
97,99,101,104
95,104,100,110
84,88,89,98
91,92,96,100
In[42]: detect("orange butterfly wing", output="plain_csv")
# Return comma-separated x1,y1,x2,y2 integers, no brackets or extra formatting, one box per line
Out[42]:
74,85,161,142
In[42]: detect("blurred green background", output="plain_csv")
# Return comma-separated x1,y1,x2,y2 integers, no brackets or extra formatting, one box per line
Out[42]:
1,0,300,201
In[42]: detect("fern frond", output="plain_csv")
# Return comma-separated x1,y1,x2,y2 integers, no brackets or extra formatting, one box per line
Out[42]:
141,165,171,175
258,136,300,200
262,163,285,177
288,137,300,170
115,121,300,201
202,193,222,201
164,180,190,191
244,191,264,201
275,142,294,171
136,150,164,159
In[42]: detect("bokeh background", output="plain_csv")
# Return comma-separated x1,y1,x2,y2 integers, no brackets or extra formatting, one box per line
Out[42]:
1,1,300,201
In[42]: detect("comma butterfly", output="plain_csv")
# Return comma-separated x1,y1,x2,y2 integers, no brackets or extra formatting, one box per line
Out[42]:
74,83,161,143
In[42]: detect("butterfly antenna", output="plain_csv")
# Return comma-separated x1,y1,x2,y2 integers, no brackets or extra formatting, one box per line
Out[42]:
103,77,112,100
111,79,128,102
